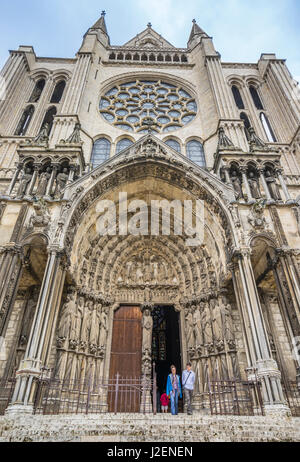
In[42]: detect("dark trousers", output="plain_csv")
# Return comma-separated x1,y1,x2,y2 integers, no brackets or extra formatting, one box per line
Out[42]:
184,389,193,415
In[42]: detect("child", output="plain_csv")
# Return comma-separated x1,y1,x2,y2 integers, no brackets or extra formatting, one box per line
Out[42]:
160,391,170,413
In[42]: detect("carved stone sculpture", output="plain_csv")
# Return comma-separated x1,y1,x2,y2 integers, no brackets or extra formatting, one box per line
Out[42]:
36,167,51,196
248,172,261,199
231,171,243,200
17,168,32,197
54,168,69,197
265,170,281,201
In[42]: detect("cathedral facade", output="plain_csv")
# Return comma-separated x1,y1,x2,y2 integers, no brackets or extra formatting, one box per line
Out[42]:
0,12,300,417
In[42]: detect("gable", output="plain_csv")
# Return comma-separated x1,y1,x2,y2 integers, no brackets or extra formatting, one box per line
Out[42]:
123,27,176,49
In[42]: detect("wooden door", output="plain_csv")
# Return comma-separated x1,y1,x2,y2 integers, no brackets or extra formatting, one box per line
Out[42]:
108,306,142,412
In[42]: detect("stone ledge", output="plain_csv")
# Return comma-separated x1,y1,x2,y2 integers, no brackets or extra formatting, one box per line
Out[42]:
0,414,300,442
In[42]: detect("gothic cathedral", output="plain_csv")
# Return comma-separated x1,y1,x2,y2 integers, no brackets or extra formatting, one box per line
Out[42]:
0,12,300,418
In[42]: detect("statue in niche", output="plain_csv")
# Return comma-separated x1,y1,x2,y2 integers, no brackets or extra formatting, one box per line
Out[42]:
58,292,76,342
99,306,109,347
70,296,84,342
230,170,243,200
203,302,213,345
17,167,32,197
248,171,261,199
220,296,235,343
185,306,195,349
265,170,281,201
211,298,222,342
136,261,144,284
193,306,203,347
80,299,94,345
36,167,51,196
142,308,153,349
54,168,69,197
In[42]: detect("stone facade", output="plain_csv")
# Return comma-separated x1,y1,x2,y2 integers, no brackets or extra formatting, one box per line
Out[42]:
0,12,300,430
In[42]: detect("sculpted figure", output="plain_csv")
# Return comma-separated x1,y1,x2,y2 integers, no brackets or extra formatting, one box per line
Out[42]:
142,308,153,349
36,167,51,196
17,168,32,197
55,168,69,196
58,292,76,340
211,299,222,341
265,170,281,201
81,300,94,345
203,302,213,345
230,170,243,200
70,296,84,341
99,306,109,347
220,297,235,342
185,307,195,349
248,172,261,199
193,306,203,347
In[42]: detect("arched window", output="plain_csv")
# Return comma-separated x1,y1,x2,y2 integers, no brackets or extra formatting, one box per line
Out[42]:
50,80,66,103
260,113,277,142
231,85,244,110
41,106,57,134
91,138,111,167
29,79,46,103
116,138,134,154
165,139,181,153
15,105,35,135
249,85,264,110
186,140,206,167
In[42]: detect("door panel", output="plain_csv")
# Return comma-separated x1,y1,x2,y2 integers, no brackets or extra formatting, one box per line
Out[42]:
108,306,142,412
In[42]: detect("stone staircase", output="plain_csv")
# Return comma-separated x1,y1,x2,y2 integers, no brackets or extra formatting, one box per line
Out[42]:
0,413,300,442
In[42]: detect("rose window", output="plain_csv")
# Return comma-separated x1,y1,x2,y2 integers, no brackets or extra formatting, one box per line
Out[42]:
99,80,197,133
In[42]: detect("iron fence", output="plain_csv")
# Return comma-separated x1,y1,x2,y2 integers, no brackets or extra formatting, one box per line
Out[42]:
204,378,265,416
0,378,15,415
282,380,300,417
33,373,156,415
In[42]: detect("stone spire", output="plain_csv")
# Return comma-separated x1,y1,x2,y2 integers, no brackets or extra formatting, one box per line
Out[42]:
188,19,209,47
91,11,108,35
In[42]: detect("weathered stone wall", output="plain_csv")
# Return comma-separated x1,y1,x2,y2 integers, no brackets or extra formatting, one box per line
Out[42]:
0,414,299,442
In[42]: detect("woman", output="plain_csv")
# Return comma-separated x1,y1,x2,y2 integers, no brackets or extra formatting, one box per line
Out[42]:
166,365,182,416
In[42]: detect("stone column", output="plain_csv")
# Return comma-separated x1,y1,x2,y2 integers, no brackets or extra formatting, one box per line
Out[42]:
6,246,67,415
232,248,290,415
240,167,255,204
276,168,294,204
141,303,153,413
6,164,22,196
258,169,273,203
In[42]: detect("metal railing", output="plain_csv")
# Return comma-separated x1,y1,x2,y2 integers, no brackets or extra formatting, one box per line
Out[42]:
33,373,157,416
204,378,264,416
0,378,16,415
282,380,300,417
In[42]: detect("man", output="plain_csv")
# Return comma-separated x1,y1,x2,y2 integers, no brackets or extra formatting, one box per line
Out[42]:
182,362,195,415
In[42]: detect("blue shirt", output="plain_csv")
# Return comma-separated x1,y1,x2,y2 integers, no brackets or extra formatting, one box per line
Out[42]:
182,369,195,391
166,374,182,398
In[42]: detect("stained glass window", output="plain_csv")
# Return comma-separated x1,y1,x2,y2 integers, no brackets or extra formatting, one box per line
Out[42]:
99,79,197,133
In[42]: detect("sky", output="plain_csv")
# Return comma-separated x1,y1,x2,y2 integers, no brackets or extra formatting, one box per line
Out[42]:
0,0,299,79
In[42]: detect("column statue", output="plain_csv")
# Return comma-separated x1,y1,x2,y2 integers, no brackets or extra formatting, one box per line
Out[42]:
17,168,32,197
265,170,281,201
248,172,261,199
230,170,243,200
54,168,69,197
36,167,52,197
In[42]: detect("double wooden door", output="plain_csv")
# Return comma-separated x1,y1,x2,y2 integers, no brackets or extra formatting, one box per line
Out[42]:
108,306,142,412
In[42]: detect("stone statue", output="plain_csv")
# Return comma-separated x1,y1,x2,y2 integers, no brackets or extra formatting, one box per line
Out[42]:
80,300,94,345
99,306,109,347
17,168,32,197
193,306,203,347
211,298,222,341
203,302,213,345
220,297,235,343
58,292,76,340
70,296,84,341
142,308,153,349
54,168,69,197
185,307,195,349
265,170,281,201
36,167,51,196
248,172,261,199
66,123,82,144
230,171,243,200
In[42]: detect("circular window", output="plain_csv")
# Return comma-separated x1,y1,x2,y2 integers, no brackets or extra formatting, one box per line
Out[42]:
99,79,197,133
